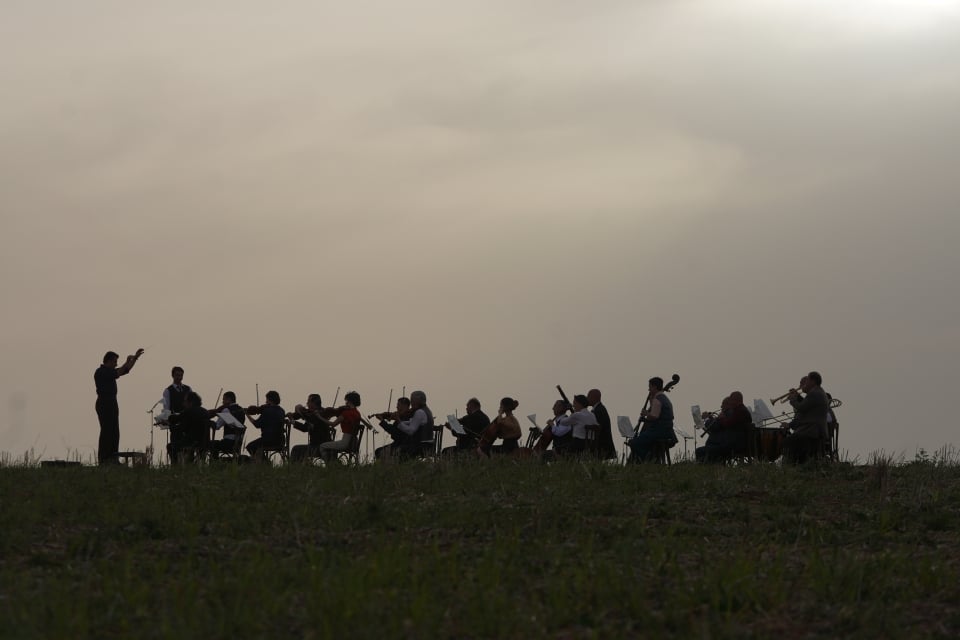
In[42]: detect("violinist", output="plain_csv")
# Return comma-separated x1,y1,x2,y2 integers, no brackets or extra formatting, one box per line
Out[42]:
374,390,434,460
373,397,413,460
167,391,214,463
289,394,333,463
208,391,247,457
441,397,490,457
245,390,286,461
315,391,363,463
476,397,522,457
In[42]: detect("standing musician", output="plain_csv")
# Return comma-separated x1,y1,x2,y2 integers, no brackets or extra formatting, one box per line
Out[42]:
441,397,490,457
93,347,145,465
289,394,333,463
695,391,752,463
316,391,363,463
588,389,617,460
162,366,193,414
208,391,247,457
167,391,214,463
245,390,286,461
783,371,829,464
373,396,413,460
476,397,522,457
628,377,678,462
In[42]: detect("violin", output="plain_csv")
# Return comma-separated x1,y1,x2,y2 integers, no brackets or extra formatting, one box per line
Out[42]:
320,405,349,419
369,408,412,421
245,404,270,416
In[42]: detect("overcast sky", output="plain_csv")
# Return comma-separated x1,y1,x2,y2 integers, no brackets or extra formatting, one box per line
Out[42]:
2,1,959,463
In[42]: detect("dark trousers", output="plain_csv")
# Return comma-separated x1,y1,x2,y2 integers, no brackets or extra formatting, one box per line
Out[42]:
783,434,822,464
627,431,671,463
96,398,120,465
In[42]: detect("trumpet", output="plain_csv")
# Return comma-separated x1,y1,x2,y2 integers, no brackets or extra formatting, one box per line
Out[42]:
770,389,800,405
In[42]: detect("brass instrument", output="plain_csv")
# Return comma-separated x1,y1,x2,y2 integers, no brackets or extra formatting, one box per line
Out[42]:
770,389,799,405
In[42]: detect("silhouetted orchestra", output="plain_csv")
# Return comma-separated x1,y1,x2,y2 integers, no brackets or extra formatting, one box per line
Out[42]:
95,349,841,467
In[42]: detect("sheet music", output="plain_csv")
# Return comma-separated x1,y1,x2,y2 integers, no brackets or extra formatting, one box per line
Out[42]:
691,405,704,429
526,414,538,428
446,414,467,436
616,416,634,439
217,409,245,429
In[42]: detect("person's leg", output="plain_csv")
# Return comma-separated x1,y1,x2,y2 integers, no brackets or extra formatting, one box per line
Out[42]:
97,400,120,465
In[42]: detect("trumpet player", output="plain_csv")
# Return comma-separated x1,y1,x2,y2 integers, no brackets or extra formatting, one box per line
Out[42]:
782,372,829,464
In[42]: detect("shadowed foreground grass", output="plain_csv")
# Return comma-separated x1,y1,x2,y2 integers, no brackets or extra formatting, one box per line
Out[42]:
1,459,959,639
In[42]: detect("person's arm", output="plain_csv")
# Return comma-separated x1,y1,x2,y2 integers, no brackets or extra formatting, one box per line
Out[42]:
398,410,426,436
552,416,573,438
642,397,662,421
117,348,144,377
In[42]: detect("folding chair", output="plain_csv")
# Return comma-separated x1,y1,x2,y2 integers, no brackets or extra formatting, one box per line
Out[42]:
262,421,291,465
337,420,368,466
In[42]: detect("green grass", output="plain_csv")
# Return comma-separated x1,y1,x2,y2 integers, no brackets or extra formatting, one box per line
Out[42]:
2,459,959,638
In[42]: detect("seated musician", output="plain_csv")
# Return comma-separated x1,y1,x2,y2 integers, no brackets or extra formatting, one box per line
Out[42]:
289,393,334,463
783,372,829,464
627,377,678,463
531,399,572,457
208,391,247,457
374,397,413,460
316,391,363,462
379,390,435,460
441,397,490,457
561,394,599,456
167,391,213,463
245,390,286,461
695,391,752,463
476,397,522,457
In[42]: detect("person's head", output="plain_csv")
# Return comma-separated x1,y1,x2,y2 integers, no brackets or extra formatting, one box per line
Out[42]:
587,389,601,406
729,391,744,406
184,391,202,408
344,391,361,407
649,377,665,392
806,371,822,389
466,398,481,414
307,394,323,410
223,391,237,404
265,390,281,405
719,395,732,411
102,351,119,367
553,399,570,416
500,397,519,414
573,394,589,411
171,367,184,383
410,390,427,408
397,397,411,412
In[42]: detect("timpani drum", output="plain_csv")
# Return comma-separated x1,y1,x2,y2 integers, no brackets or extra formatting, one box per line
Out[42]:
756,427,784,461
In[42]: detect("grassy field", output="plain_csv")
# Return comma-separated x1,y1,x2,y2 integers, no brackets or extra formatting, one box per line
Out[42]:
1,457,959,639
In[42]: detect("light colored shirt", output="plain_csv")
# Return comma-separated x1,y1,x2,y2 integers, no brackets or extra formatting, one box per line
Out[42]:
558,409,599,440
162,385,189,412
398,408,428,436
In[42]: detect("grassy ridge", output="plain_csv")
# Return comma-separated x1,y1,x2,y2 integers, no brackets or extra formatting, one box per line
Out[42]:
1,460,959,639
